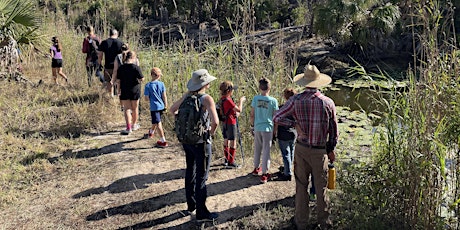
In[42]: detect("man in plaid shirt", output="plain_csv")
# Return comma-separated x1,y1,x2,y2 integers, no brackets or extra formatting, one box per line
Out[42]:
273,64,338,230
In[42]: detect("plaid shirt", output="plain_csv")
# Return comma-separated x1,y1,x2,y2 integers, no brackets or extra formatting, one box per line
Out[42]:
273,88,338,152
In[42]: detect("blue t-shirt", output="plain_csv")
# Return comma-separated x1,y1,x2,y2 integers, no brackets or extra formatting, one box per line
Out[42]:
251,95,279,132
144,80,166,111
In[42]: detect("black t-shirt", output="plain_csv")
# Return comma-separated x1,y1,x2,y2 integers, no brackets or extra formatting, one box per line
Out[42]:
117,63,144,95
277,104,297,141
98,38,123,69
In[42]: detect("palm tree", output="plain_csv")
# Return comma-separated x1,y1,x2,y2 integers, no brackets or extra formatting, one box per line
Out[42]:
0,0,41,78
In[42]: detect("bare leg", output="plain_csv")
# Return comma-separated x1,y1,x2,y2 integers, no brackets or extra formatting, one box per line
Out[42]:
52,68,58,84
130,99,140,126
58,67,68,82
122,100,132,130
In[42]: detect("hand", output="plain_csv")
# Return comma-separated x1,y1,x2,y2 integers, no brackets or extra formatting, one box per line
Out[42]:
240,96,246,103
327,151,336,163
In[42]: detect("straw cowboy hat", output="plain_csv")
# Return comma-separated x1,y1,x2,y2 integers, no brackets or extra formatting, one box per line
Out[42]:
294,64,332,88
187,69,217,91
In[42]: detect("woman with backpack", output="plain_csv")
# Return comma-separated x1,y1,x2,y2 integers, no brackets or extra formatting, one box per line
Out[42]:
169,69,219,223
50,36,68,85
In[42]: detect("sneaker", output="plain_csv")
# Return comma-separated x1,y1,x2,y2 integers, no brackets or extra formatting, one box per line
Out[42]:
251,167,261,176
279,174,292,181
121,129,132,135
309,194,317,201
155,140,169,148
260,173,271,183
196,212,218,222
132,123,140,131
227,162,241,169
223,158,228,166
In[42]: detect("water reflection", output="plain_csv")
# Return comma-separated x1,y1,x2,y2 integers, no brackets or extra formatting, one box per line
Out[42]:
325,85,382,113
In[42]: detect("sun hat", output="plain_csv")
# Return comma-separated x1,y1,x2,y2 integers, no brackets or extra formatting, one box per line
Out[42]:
294,64,332,88
187,69,217,91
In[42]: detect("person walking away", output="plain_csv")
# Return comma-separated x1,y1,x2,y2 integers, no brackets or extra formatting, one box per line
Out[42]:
82,26,103,87
111,43,139,111
273,64,338,230
250,78,279,183
50,36,68,85
144,67,168,147
218,80,245,168
169,69,219,222
115,51,144,134
98,28,123,96
273,87,297,181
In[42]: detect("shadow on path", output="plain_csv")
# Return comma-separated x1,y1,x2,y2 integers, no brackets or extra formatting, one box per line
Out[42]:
117,195,296,230
73,169,185,198
48,137,145,163
86,174,261,221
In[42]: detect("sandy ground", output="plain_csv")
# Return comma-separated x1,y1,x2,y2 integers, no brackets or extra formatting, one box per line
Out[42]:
1,122,300,230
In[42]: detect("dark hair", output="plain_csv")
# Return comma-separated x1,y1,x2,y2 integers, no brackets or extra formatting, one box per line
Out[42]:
283,87,296,100
121,43,129,51
52,36,62,52
259,77,270,91
122,50,136,63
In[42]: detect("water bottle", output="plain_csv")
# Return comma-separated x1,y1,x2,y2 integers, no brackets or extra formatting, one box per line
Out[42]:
327,163,336,189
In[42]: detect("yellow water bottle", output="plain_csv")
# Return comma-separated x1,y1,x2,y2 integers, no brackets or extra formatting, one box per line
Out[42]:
327,163,336,189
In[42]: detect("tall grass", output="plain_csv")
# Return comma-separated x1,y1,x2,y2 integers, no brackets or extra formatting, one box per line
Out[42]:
337,1,460,229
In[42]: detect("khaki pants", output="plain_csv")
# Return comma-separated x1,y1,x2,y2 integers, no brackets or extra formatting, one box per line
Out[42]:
294,143,330,229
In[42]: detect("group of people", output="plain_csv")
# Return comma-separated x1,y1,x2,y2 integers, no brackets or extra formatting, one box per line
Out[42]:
50,26,338,229
168,66,338,229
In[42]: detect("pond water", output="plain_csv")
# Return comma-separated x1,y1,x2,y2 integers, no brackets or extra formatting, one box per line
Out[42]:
326,85,382,113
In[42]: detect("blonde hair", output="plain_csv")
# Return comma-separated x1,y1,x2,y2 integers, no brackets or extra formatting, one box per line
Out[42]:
151,67,162,79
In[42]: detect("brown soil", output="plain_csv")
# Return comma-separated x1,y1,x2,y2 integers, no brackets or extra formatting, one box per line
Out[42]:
1,121,301,229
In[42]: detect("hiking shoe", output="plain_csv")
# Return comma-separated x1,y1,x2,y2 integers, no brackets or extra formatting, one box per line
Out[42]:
279,174,292,181
251,167,261,176
260,173,271,183
121,129,132,135
155,140,169,148
227,162,241,169
196,212,218,222
132,123,140,131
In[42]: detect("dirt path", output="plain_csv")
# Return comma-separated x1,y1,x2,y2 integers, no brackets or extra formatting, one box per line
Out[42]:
1,123,298,229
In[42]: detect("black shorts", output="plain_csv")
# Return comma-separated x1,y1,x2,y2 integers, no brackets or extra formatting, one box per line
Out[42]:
222,123,237,140
120,91,141,100
51,59,63,68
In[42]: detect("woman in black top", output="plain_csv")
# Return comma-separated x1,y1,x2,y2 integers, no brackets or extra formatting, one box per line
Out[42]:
116,51,144,134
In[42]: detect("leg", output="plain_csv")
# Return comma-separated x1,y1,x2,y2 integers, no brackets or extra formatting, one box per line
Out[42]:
86,61,94,87
278,139,291,176
130,99,140,127
253,131,263,169
121,100,132,130
195,143,212,218
52,68,58,84
294,143,312,230
183,144,197,212
260,131,273,174
157,121,166,140
311,150,330,227
58,67,68,81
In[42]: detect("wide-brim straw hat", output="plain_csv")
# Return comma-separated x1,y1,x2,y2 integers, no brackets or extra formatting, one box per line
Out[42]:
294,64,332,88
187,69,217,91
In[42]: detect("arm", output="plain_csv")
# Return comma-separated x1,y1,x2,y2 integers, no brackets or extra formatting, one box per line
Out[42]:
233,96,246,113
111,60,119,85
162,91,168,109
169,92,189,114
250,107,255,126
203,95,219,135
326,102,339,162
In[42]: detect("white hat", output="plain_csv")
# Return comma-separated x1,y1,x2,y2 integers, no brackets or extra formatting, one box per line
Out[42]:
294,64,332,88
187,69,217,91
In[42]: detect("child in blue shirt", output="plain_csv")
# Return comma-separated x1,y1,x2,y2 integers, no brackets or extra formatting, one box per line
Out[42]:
144,67,168,147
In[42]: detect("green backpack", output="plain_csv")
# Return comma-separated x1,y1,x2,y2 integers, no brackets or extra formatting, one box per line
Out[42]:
174,94,207,144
